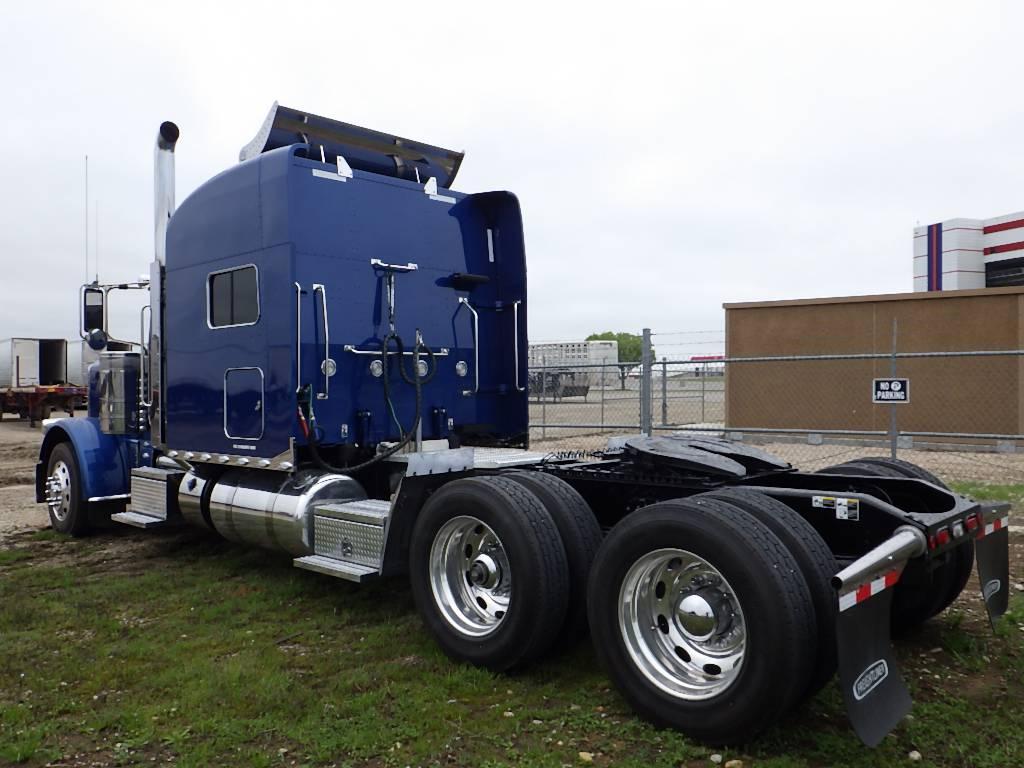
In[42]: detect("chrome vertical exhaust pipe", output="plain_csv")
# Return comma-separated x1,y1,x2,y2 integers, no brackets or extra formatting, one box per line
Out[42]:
154,121,179,265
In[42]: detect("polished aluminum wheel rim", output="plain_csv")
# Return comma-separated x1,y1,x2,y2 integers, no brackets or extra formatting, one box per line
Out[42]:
46,460,72,522
429,515,511,637
619,548,746,700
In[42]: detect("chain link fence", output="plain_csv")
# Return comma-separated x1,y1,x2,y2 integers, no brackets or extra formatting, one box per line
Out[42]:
529,330,1024,487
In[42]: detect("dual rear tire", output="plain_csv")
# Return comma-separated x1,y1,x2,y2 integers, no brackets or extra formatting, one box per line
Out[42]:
587,492,828,744
411,477,835,743
408,473,600,672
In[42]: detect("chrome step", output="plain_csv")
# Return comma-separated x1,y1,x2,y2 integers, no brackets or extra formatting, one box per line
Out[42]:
293,555,379,582
129,466,185,521
111,511,175,529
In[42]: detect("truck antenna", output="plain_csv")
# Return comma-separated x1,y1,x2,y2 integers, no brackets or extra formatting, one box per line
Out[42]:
84,154,89,283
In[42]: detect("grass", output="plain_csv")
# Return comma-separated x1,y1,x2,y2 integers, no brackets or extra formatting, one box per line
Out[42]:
949,481,1024,506
1,524,1023,767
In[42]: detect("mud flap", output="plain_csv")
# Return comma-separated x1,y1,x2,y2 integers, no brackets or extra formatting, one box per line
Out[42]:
975,502,1011,630
836,586,911,747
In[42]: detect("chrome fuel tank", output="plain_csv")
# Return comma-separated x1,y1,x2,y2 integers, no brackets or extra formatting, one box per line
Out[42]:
178,469,366,556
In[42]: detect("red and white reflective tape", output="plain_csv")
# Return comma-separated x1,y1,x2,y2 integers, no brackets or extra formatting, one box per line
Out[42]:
838,569,901,613
977,516,1010,539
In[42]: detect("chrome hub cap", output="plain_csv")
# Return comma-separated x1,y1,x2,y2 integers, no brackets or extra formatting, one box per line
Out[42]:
429,516,511,637
619,548,746,700
46,460,72,522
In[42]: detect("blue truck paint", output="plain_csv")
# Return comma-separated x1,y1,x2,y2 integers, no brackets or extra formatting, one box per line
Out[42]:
36,417,132,502
163,145,528,459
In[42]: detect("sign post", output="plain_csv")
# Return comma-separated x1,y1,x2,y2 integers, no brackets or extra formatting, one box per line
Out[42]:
873,377,909,459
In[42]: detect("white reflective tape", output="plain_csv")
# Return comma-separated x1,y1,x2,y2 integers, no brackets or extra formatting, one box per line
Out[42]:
870,575,887,596
839,591,859,612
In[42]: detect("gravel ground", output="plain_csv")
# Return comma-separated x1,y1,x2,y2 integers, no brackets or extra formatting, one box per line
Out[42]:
0,417,51,540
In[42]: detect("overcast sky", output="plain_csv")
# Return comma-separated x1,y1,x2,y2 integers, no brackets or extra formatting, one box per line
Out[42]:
1,1,1022,358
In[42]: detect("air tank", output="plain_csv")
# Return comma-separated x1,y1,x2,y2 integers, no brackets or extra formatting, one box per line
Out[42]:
179,469,366,556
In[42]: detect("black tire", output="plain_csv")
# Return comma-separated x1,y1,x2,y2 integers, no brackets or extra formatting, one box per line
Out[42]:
853,457,945,488
409,476,570,672
702,487,838,699
45,443,91,536
858,458,975,623
587,496,816,744
818,456,972,631
819,460,906,479
503,470,602,645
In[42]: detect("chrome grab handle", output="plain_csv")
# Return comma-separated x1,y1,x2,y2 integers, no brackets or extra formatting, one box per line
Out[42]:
139,305,153,408
370,258,419,273
312,283,334,400
458,297,479,394
344,345,450,357
294,282,302,393
513,300,525,392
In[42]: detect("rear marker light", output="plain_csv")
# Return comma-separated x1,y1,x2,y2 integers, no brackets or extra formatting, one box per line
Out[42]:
965,514,979,533
935,528,951,547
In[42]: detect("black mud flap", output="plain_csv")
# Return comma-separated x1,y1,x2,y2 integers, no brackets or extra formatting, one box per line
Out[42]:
836,587,911,747
975,503,1011,630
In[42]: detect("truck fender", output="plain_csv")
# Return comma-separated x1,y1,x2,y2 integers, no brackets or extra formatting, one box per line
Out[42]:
35,418,131,503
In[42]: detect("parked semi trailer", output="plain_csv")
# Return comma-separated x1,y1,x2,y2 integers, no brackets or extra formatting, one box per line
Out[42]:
36,105,1010,747
0,338,83,425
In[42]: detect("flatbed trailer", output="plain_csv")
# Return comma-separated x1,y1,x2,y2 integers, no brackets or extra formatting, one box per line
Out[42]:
34,106,1010,748
1,385,84,426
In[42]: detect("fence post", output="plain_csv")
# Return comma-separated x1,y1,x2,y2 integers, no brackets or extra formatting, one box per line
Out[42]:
600,362,605,430
890,319,898,460
640,328,653,436
661,357,668,426
541,356,547,441
701,361,707,423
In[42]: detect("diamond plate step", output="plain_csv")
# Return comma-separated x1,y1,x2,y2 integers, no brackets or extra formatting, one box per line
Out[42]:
111,511,176,529
293,555,379,582
315,498,390,525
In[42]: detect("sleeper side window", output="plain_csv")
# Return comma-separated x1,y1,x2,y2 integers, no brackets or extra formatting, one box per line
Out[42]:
208,265,259,328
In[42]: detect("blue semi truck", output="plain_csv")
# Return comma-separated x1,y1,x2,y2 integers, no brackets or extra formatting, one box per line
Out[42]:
35,104,1010,746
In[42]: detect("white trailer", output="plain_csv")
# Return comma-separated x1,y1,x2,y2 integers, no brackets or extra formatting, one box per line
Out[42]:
0,338,68,387
0,339,84,425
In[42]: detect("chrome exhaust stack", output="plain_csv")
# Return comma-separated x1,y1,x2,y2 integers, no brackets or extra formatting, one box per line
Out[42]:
154,121,179,265
149,120,179,448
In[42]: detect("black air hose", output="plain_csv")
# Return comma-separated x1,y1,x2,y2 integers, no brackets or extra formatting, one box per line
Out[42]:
304,333,433,474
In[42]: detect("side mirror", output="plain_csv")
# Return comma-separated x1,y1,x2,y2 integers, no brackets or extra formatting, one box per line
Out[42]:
82,287,105,337
86,328,109,351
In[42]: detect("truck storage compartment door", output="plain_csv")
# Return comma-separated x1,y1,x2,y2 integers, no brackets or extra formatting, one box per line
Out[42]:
224,368,264,440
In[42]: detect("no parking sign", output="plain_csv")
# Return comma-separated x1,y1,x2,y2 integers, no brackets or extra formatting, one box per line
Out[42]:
872,378,909,404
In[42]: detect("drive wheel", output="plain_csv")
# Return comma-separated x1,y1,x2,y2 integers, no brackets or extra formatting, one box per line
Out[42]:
503,470,602,645
45,443,91,536
409,476,569,672
702,487,838,698
588,496,816,744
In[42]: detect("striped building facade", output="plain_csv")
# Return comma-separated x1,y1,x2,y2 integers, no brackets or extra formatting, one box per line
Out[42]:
914,211,1024,291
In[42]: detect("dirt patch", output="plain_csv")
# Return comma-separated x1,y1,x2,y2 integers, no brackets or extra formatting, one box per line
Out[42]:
0,485,47,542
